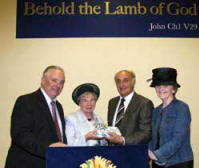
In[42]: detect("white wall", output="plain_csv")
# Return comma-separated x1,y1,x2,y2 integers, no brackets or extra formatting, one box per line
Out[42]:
0,0,198,167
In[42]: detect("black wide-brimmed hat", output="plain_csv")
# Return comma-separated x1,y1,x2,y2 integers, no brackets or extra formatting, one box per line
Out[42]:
148,67,181,88
72,83,100,105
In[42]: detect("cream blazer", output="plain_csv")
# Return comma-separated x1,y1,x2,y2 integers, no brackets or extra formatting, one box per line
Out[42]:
65,109,107,146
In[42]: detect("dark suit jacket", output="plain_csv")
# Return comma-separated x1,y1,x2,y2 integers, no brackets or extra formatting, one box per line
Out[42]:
5,89,67,168
108,92,153,145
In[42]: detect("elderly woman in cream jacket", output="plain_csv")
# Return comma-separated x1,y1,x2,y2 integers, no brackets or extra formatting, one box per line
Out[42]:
65,83,107,146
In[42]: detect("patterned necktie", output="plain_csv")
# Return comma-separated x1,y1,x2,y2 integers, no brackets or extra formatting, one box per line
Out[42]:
51,101,62,142
115,98,125,127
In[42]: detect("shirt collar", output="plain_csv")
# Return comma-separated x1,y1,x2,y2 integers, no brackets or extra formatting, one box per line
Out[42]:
120,91,134,103
40,88,56,105
119,91,135,111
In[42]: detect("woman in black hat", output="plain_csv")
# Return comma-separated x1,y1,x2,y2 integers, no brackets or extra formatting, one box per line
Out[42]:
148,68,193,168
65,83,107,146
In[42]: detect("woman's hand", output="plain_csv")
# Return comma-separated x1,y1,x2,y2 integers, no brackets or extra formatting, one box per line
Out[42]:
148,149,158,160
85,129,102,140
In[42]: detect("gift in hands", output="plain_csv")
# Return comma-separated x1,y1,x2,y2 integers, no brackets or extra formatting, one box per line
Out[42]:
94,123,121,138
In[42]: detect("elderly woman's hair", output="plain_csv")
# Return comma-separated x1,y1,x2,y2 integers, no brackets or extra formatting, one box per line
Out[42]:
43,65,65,78
77,91,97,104
173,86,178,96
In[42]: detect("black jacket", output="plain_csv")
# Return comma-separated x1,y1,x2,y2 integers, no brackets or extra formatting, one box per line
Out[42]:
5,89,67,168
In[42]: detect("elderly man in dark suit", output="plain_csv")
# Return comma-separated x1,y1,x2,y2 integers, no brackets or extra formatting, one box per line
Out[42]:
106,70,153,145
5,65,67,168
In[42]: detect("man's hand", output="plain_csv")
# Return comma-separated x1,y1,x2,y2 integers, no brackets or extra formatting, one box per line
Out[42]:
148,149,157,160
49,142,67,147
106,131,124,145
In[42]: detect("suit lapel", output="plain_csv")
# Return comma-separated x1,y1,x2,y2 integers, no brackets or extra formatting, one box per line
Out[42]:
36,89,58,138
119,93,139,130
125,92,139,114
109,97,120,126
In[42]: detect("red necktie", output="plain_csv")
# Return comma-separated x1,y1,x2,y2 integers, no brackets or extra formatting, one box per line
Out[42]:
51,101,62,142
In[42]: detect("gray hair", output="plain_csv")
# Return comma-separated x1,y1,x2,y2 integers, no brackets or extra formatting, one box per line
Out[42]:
77,91,97,104
172,86,178,96
114,70,136,81
43,65,65,78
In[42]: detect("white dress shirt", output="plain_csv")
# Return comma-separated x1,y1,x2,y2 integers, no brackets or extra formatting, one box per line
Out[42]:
112,91,135,126
40,88,63,141
65,109,107,146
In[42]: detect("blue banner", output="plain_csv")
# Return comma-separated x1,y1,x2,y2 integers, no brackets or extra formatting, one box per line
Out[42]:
17,0,199,38
46,145,149,168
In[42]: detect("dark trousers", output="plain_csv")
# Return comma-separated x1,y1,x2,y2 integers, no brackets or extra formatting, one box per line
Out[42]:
152,160,193,168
